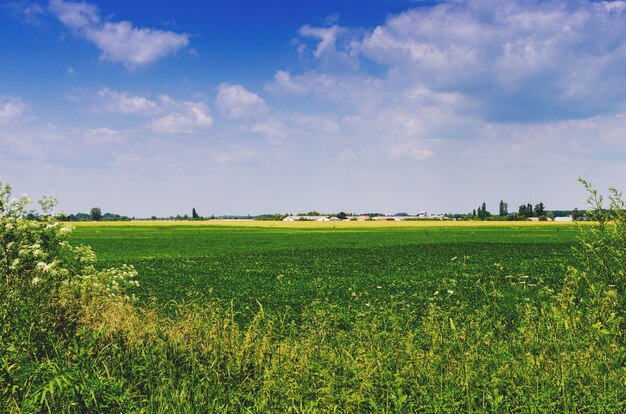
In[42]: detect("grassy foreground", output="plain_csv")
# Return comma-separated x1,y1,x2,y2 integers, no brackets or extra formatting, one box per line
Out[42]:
2,186,626,412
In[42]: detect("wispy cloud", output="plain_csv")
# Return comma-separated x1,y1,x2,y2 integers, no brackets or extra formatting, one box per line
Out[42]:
48,0,189,69
4,1,46,25
97,88,158,115
0,97,28,125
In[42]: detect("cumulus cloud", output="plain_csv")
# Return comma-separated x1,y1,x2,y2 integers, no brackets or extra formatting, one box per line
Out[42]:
297,24,361,69
215,83,268,120
150,101,213,134
48,0,188,69
358,0,626,121
91,88,213,134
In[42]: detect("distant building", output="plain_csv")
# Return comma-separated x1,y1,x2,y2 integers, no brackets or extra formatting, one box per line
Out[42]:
555,217,573,222
282,215,330,222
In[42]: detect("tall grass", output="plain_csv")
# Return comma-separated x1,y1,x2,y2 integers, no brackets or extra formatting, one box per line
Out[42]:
1,180,625,412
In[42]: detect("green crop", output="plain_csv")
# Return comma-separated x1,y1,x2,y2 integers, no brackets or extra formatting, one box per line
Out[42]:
2,182,626,412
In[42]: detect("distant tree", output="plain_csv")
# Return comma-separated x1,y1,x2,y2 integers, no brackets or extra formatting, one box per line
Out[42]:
477,202,489,220
192,208,199,219
499,200,508,217
572,207,580,220
546,211,555,220
306,211,321,216
534,202,545,217
151,216,157,220
518,204,527,217
337,211,348,220
90,207,102,221
526,203,533,218
472,209,477,218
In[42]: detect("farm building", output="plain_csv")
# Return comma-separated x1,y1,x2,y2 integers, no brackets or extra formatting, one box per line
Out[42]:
282,216,330,222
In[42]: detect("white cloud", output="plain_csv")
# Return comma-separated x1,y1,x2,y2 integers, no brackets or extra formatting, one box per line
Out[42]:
297,24,360,69
48,0,188,69
357,0,626,121
250,120,288,139
5,1,46,25
0,98,27,125
97,88,158,115
48,0,98,28
150,101,213,134
82,127,133,144
389,142,434,160
215,83,268,120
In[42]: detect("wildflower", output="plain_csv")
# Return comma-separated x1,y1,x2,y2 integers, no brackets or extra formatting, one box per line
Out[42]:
31,277,41,285
376,285,382,289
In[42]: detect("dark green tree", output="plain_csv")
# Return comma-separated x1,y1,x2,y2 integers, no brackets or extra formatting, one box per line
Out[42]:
534,202,545,217
90,207,102,221
518,204,527,217
499,200,508,217
476,202,487,220
337,212,347,220
192,208,199,219
572,207,580,220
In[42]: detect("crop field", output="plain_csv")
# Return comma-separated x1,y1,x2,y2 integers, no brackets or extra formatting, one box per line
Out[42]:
70,221,579,321
6,211,626,411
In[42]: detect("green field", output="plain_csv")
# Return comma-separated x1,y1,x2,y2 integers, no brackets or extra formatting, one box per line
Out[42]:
7,213,626,412
70,222,579,321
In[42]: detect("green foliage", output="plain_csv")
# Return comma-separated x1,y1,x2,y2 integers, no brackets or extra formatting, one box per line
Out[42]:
2,181,626,411
0,182,138,412
89,207,102,221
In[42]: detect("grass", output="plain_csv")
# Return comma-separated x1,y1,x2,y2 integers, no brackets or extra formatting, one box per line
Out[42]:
4,209,626,412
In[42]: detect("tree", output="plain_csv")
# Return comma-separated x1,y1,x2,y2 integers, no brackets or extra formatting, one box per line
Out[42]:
90,207,102,221
477,202,490,220
526,203,533,218
499,200,508,217
572,207,580,221
518,204,527,217
192,208,200,219
534,202,545,217
337,211,347,220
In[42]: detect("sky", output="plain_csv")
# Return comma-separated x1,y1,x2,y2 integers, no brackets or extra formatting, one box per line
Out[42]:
1,0,626,217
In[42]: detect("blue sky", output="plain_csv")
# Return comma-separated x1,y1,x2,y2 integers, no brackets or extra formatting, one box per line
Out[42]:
1,0,626,217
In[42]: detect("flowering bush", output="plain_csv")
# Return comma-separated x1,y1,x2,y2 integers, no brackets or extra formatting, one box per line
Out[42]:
0,182,138,355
